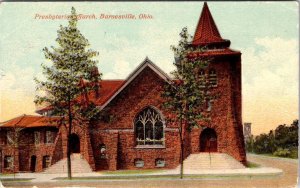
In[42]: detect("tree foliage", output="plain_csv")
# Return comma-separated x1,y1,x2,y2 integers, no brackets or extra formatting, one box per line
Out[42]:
246,120,298,158
162,27,211,129
162,27,211,179
34,7,101,122
34,7,101,179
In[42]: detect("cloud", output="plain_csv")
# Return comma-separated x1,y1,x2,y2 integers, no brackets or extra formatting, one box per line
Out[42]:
102,59,132,79
0,66,37,122
242,37,298,135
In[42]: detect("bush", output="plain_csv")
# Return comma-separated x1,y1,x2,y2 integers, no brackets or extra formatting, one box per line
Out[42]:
289,147,298,159
273,148,291,157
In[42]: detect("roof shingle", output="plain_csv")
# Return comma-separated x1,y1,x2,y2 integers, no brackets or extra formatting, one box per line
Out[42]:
0,114,59,128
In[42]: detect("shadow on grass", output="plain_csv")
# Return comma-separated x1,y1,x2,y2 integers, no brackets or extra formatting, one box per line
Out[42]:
246,161,261,168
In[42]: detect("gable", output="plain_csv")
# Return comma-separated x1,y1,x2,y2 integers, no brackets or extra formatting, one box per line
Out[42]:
99,57,171,110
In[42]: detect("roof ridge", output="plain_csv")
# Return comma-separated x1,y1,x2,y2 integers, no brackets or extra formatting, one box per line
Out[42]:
14,114,27,127
101,79,125,81
99,57,171,110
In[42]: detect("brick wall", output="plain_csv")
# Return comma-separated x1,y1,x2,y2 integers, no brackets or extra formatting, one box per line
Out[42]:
90,67,182,170
0,54,246,172
0,127,58,173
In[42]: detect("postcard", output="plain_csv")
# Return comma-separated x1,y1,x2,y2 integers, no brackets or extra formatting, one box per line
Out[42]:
0,1,298,188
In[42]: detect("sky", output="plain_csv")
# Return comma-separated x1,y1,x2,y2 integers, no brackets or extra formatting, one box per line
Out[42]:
0,2,298,135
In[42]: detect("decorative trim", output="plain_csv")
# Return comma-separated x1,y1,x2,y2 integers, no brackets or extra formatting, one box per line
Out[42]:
134,145,166,149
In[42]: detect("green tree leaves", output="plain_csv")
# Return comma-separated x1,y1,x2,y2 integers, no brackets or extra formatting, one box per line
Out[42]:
34,7,101,121
162,27,211,129
246,120,298,158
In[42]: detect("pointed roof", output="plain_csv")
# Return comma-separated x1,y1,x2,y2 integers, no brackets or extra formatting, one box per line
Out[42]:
99,57,171,110
192,2,230,48
36,57,171,113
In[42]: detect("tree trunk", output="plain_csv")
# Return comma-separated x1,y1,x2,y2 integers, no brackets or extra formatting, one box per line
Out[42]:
179,116,184,179
67,98,72,180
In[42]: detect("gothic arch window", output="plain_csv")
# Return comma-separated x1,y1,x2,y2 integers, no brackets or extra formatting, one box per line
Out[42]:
209,69,217,87
134,107,165,146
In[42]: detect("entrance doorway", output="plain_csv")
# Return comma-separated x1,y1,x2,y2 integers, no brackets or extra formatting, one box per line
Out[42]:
200,128,217,152
30,155,37,172
70,133,80,153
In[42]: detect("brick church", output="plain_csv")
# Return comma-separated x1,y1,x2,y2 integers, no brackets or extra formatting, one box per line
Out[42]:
0,3,246,173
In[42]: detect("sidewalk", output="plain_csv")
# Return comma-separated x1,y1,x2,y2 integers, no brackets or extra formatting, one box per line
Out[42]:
0,166,282,182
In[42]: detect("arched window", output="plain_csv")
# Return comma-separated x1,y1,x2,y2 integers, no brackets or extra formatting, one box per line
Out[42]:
134,107,164,146
209,69,217,87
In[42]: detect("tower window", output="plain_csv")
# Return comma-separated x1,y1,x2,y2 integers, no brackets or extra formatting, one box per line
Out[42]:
198,69,205,87
209,69,217,87
207,100,212,111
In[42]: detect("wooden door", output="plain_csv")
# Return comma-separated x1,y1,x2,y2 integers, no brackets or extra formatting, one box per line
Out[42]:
200,128,217,152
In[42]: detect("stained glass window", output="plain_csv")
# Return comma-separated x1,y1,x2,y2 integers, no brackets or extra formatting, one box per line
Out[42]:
134,107,164,146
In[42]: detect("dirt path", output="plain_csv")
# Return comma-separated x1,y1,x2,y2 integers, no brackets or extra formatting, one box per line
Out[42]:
2,154,298,188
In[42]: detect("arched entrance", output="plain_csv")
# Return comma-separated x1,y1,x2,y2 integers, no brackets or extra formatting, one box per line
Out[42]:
70,133,80,153
30,155,37,172
200,128,217,152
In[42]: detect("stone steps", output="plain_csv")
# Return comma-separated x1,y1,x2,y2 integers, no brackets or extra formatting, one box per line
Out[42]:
43,154,92,173
178,153,245,170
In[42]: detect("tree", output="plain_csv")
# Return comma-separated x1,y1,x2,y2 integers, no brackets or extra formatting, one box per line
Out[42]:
245,134,254,153
251,120,298,158
34,7,101,179
253,133,270,154
268,130,276,153
6,125,24,179
162,27,211,179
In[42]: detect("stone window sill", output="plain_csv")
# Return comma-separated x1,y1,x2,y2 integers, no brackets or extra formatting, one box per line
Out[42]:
135,145,166,149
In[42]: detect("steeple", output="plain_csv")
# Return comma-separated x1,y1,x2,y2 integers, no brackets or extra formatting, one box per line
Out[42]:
192,2,230,48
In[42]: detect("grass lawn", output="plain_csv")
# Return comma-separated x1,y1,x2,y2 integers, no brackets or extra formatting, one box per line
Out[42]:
54,173,280,181
0,178,33,182
248,152,298,159
246,161,261,168
0,173,15,176
99,169,166,175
